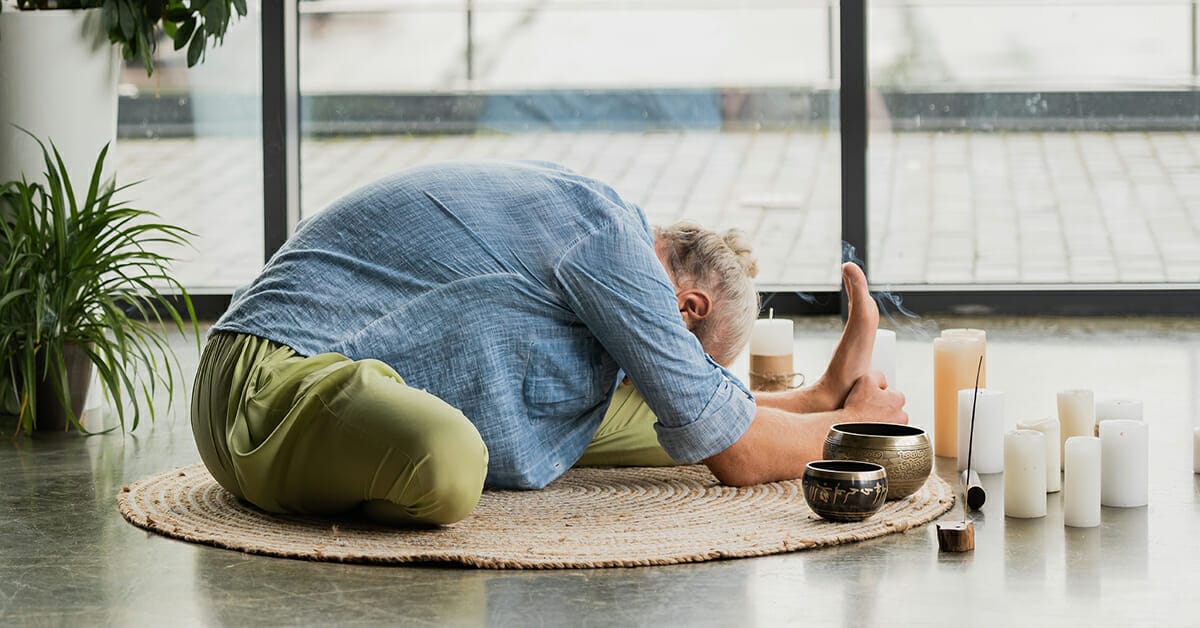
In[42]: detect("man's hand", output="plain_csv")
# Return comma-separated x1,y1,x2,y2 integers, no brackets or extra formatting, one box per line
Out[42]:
842,371,908,425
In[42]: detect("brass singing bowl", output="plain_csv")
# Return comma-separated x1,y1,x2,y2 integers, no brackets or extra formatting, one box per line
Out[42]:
822,423,932,500
802,460,889,522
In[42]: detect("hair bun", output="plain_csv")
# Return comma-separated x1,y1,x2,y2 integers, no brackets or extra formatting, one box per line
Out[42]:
721,229,759,279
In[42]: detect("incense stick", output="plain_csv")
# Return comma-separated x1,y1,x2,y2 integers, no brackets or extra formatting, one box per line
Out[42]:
963,355,984,522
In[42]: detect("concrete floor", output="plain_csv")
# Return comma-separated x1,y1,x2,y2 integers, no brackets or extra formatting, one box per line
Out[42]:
3,316,1200,626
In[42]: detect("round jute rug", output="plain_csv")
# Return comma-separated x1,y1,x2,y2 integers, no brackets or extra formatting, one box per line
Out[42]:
118,464,954,569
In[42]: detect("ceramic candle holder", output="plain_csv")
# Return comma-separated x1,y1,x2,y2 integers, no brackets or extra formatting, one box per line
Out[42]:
802,460,888,522
823,423,933,500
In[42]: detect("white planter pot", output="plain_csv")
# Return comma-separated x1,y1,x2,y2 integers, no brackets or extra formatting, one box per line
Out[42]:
0,8,119,186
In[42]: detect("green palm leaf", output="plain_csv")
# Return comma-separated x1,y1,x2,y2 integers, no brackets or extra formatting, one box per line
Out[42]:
1,135,199,435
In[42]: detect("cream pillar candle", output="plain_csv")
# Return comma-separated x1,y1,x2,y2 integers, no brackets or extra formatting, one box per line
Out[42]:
1004,430,1047,518
1063,436,1101,528
871,329,897,387
749,315,793,392
933,335,985,458
1094,398,1143,436
1194,427,1200,474
1016,416,1062,493
1057,389,1095,470
941,328,987,383
1100,420,1148,508
957,389,1004,474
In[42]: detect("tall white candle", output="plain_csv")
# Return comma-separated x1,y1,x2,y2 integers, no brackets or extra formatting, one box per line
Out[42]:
1095,398,1143,436
957,388,1004,474
941,328,987,383
1004,429,1047,518
1057,389,1095,470
1017,416,1062,493
871,329,897,387
933,335,985,458
749,316,793,392
1099,419,1149,508
1194,427,1200,474
1063,436,1101,528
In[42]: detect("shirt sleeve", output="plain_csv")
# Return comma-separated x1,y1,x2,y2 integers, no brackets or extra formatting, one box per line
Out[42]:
553,218,756,463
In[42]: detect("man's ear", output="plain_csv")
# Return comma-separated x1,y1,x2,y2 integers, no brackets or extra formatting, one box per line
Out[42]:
678,289,712,328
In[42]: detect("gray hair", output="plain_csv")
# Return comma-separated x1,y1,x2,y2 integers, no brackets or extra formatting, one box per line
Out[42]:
654,222,760,366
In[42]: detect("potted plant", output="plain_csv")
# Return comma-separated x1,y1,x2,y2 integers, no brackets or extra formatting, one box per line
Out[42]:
0,0,247,186
0,135,199,434
4,0,248,75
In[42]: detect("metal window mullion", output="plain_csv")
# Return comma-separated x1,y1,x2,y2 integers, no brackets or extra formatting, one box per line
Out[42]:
263,0,301,262
839,0,868,317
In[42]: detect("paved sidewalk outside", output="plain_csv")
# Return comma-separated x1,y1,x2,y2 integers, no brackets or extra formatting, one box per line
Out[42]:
116,130,1200,292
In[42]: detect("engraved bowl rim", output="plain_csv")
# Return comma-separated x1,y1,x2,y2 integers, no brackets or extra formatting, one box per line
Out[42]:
803,460,887,482
827,422,930,448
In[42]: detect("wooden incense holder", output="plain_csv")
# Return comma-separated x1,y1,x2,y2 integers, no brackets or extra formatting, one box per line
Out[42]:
960,469,986,511
936,520,975,553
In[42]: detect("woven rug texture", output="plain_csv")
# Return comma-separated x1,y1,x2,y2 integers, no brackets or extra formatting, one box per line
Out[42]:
118,464,954,569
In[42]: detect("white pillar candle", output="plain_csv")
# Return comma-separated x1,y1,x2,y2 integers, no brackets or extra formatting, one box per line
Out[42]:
871,329,897,387
1057,389,1095,470
1100,420,1148,508
957,388,1004,474
1004,429,1047,518
1063,436,1101,528
1194,427,1200,475
749,317,793,392
933,335,985,458
1017,416,1062,493
1095,398,1143,436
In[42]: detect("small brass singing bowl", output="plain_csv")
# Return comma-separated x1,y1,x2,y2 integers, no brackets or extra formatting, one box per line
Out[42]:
823,423,932,501
802,460,889,522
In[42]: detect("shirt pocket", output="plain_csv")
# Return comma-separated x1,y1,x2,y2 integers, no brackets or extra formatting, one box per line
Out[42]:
522,337,600,420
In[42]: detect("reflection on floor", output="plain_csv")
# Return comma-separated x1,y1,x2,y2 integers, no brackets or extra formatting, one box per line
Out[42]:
2,316,1200,625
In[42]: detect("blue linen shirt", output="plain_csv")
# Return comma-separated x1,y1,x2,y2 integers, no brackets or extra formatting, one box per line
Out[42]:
212,160,756,489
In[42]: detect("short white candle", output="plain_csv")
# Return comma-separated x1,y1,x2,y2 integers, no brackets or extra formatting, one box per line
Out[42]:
1099,419,1149,508
1004,429,1047,518
1193,427,1200,474
871,329,897,388
1095,398,1143,436
1063,436,1101,528
1096,398,1143,422
1017,416,1062,493
750,317,792,356
957,388,1004,474
749,316,793,392
1057,389,1095,470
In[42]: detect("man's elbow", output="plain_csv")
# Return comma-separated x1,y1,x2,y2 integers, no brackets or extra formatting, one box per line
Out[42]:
703,441,764,487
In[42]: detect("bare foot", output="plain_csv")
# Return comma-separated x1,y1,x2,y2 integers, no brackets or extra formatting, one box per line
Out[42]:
814,262,880,408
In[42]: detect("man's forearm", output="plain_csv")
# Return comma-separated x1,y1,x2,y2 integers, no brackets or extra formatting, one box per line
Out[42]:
703,405,849,486
754,379,840,415
706,372,908,486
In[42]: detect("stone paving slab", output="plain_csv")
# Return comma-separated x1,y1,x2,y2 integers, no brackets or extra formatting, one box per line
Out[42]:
114,131,1200,292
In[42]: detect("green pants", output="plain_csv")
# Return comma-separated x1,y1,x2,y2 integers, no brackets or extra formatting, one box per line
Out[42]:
191,332,676,526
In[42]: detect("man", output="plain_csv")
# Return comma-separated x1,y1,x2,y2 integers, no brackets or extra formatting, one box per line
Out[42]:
191,160,906,527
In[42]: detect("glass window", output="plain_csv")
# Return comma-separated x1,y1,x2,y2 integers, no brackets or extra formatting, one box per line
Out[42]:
869,1,1200,286
117,5,264,293
299,0,843,290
